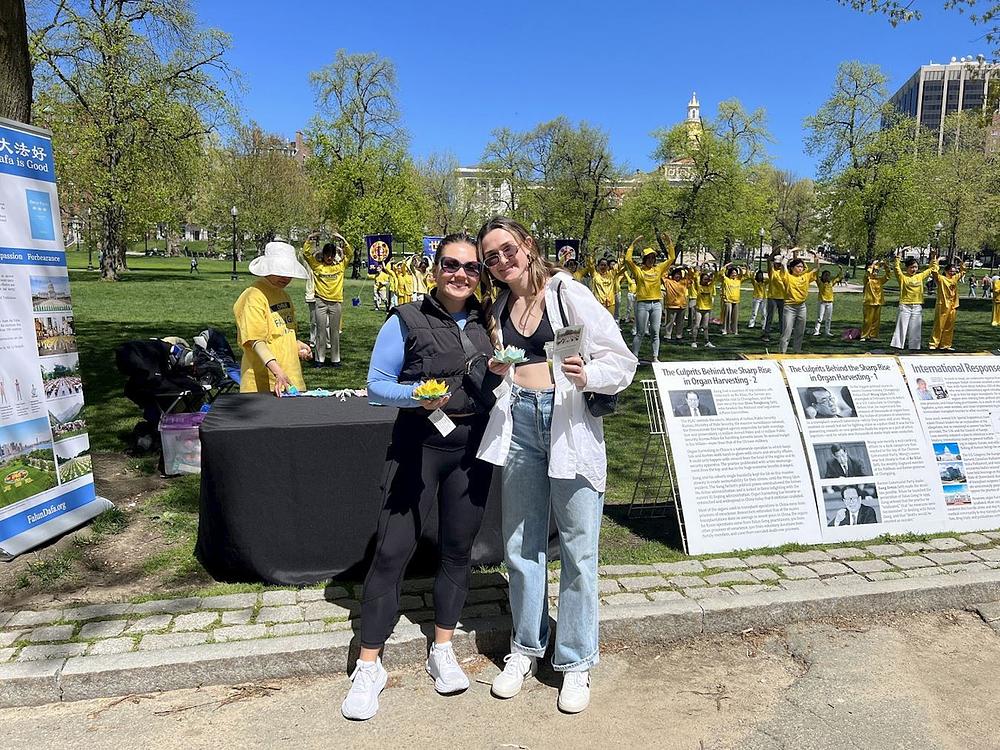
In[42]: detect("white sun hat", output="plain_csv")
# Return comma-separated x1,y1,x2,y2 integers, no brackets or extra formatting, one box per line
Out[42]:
248,241,309,279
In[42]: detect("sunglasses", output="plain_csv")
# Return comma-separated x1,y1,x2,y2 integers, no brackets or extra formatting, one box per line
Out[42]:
483,244,519,268
439,257,483,276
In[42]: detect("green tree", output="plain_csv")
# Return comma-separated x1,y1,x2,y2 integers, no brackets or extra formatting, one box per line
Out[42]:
196,123,316,252
921,112,1000,259
417,151,478,235
806,61,921,261
29,0,231,279
1,0,32,122
766,168,816,250
308,50,423,273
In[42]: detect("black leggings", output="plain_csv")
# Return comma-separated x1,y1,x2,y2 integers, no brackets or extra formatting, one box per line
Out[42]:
360,414,493,649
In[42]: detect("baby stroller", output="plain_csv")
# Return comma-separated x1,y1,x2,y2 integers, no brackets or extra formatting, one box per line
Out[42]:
115,339,207,453
192,328,242,387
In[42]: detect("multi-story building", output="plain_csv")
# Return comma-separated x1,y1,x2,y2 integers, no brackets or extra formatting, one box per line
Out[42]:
888,58,996,153
455,166,513,217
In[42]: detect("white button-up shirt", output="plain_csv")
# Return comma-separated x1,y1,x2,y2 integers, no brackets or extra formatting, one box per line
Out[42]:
477,271,638,492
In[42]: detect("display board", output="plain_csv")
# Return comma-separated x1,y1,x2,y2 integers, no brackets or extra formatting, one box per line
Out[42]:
900,356,1000,531
422,235,443,259
653,360,822,554
365,234,393,274
781,358,948,542
0,116,111,558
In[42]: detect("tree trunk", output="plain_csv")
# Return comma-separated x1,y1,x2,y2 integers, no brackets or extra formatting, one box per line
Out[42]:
0,0,32,123
100,206,128,280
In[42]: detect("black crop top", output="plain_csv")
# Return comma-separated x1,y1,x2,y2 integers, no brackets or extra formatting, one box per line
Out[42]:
500,301,554,365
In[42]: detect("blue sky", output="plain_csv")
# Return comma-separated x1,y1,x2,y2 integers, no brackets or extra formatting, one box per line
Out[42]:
196,0,987,178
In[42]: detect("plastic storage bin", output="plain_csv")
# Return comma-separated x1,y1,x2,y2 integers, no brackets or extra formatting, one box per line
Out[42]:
159,412,206,475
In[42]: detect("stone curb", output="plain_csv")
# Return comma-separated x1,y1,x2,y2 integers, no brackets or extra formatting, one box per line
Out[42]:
2,570,999,709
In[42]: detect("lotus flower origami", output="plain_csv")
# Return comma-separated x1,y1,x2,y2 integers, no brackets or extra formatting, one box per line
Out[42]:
412,379,450,400
493,345,528,364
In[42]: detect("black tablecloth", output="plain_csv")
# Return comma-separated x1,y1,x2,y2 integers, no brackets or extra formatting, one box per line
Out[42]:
195,393,512,586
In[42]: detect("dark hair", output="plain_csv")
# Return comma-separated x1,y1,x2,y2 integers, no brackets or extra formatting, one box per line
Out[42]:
841,485,860,498
321,242,340,255
726,266,739,278
433,231,477,266
806,386,831,405
904,257,919,268
700,271,714,285
788,258,805,271
830,443,845,453
755,270,765,283
669,267,684,280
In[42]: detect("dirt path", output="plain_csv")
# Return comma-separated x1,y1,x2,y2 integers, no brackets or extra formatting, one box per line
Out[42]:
0,452,212,609
4,610,999,749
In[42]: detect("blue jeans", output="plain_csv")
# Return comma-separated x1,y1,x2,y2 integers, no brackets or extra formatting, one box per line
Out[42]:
632,300,662,360
502,385,604,672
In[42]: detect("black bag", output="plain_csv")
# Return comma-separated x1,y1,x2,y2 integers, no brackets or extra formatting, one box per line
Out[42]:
555,281,618,418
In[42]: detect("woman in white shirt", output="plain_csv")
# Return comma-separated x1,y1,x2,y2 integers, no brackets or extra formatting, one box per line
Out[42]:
475,217,637,714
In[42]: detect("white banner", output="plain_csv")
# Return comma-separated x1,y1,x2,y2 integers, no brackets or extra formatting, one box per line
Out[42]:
900,356,1000,532
0,116,109,558
781,357,947,542
653,360,822,554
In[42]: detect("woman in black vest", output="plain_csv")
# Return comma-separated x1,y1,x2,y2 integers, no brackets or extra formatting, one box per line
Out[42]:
342,233,500,721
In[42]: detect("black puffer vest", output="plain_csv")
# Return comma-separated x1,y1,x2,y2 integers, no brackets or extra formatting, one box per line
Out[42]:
393,291,494,415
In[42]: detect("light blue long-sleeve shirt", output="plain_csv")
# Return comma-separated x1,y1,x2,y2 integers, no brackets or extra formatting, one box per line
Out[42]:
366,311,469,407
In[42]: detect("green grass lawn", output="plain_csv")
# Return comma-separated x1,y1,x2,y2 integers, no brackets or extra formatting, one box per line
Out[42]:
64,250,1000,569
0,460,58,508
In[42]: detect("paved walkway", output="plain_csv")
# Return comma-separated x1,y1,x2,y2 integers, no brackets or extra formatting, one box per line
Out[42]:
3,531,1000,706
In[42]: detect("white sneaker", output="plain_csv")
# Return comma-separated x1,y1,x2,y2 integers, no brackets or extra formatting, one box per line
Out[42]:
558,671,591,713
491,652,537,698
705,341,716,348
342,658,388,720
426,642,470,694
812,331,820,336
691,342,698,348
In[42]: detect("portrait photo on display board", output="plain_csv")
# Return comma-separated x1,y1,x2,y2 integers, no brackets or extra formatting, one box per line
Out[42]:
797,385,857,419
823,483,880,527
814,442,873,480
668,389,717,418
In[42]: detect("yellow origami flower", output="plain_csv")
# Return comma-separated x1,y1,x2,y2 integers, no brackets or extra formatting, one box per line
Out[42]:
412,379,450,400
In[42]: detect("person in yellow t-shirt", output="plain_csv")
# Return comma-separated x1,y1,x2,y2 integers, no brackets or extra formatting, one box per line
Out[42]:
373,266,392,310
761,254,787,340
302,232,354,367
618,262,637,333
890,250,938,351
622,234,676,361
590,256,619,315
929,261,965,351
992,276,1000,327
812,266,844,337
393,261,414,304
234,242,313,396
662,265,693,341
719,264,750,335
748,270,768,328
411,255,430,302
779,251,820,354
860,259,889,341
690,269,719,348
